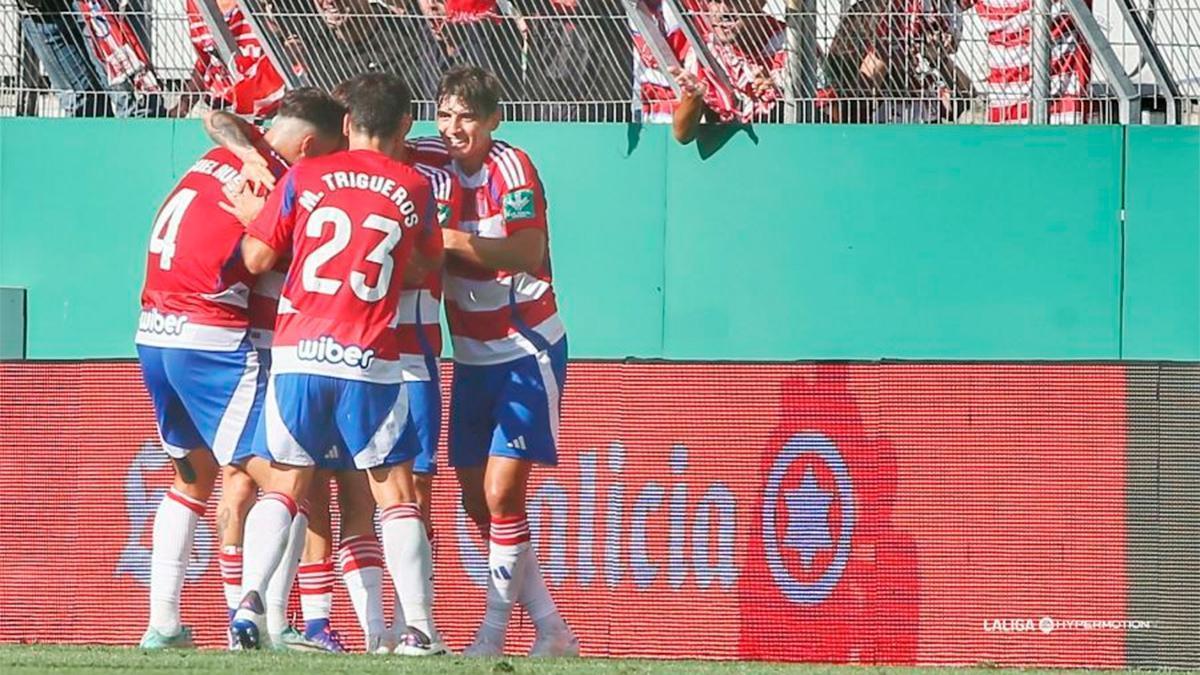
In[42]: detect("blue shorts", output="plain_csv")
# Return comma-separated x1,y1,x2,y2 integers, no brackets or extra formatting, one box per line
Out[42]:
322,367,440,475
136,341,264,466
409,361,441,475
253,373,422,470
448,337,567,468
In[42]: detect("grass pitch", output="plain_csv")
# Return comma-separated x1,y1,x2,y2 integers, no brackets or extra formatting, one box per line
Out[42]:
0,645,1130,675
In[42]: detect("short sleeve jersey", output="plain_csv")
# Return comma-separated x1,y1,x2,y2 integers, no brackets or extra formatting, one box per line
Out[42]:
247,149,440,383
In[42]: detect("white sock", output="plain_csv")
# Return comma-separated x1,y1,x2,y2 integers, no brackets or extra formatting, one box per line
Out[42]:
237,492,296,623
380,504,437,640
218,545,243,612
339,534,386,645
521,552,567,634
477,514,530,640
148,489,204,635
298,557,335,626
265,505,307,635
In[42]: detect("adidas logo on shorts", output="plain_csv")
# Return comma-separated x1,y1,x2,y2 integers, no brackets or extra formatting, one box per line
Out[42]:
506,436,527,451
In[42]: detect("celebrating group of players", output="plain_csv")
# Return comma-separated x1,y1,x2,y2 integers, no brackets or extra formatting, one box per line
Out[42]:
134,65,575,657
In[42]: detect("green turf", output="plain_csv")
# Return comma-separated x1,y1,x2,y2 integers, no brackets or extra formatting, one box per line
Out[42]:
0,645,1136,675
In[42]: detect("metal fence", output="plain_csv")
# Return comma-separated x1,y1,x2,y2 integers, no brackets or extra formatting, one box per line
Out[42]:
1,0,1197,122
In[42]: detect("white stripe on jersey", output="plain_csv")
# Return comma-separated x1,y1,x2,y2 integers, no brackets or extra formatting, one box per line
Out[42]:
270,347,430,383
450,314,566,366
414,164,453,202
203,282,251,309
135,311,247,351
464,213,506,239
444,272,550,313
489,143,526,188
397,290,442,325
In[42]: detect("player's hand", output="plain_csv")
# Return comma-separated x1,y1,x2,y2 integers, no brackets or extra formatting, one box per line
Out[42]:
219,179,267,227
859,48,887,83
442,228,471,252
670,66,707,100
238,152,277,192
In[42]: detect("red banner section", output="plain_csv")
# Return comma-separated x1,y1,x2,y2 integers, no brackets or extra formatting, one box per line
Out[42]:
0,362,1128,666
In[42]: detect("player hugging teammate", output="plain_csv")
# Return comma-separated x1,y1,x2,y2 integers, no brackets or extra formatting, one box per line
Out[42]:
134,66,577,657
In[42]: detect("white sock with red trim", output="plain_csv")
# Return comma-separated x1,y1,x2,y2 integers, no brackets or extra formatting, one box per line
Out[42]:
218,546,243,613
238,492,296,619
148,488,205,636
380,504,438,640
480,514,530,638
521,551,568,634
264,500,308,636
298,557,335,632
339,535,386,646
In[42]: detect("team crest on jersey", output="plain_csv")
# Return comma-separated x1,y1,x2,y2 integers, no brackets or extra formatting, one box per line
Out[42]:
503,189,535,221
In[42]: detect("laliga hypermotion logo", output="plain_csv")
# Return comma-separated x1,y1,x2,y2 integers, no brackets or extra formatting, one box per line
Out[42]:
762,432,855,604
115,441,213,585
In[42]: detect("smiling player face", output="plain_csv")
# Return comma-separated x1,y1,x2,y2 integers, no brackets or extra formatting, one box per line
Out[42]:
436,95,500,170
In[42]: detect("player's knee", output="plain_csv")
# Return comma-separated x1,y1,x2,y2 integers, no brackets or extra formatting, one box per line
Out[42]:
171,452,218,501
221,467,257,505
484,481,524,519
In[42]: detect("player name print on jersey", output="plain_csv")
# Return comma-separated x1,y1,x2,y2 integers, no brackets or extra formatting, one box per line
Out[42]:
188,158,241,186
307,171,421,228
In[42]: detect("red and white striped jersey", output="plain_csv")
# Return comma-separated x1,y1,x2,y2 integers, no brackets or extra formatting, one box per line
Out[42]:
409,136,565,366
976,0,1091,124
247,258,288,350
186,0,286,118
247,150,440,383
396,151,461,362
137,145,287,351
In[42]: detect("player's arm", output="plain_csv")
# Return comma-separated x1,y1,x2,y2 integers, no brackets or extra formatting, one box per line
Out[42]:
442,228,545,274
203,109,277,189
242,173,298,274
442,158,547,274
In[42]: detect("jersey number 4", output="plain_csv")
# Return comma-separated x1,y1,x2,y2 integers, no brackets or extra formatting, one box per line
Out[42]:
149,188,197,271
302,206,403,302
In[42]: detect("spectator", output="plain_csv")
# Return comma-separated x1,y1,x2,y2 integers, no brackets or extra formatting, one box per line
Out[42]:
670,0,788,143
175,0,287,119
631,0,689,123
441,0,525,103
309,0,446,109
18,0,165,117
822,0,972,123
967,0,1090,124
518,0,633,121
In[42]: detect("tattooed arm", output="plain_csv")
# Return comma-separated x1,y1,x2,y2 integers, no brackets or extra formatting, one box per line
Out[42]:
203,110,278,189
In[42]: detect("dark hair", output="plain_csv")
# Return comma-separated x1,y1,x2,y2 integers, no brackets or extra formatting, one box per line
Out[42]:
275,87,346,138
337,72,413,138
437,66,502,117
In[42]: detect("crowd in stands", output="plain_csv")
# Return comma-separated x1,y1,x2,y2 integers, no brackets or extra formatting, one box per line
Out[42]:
15,0,1093,129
